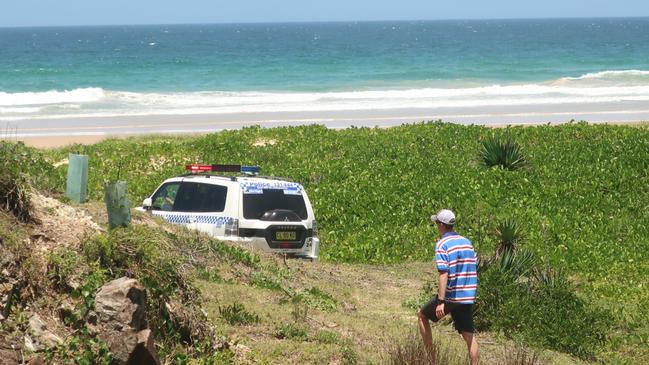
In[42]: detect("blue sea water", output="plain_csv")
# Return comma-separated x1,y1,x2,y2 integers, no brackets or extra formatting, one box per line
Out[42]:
1,18,649,120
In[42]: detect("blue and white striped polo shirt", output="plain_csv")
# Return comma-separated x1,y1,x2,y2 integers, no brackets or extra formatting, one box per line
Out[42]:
435,232,478,304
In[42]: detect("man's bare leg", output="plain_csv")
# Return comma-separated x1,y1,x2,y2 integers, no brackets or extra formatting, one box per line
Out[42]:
417,310,433,351
461,331,479,365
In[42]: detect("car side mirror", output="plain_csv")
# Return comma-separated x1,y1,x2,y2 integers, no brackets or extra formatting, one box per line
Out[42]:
142,198,153,211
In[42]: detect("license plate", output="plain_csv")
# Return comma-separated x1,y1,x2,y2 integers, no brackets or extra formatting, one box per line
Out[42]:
275,231,297,241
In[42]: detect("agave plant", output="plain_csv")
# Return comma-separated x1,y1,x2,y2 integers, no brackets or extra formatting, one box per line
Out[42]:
497,249,537,279
532,266,566,289
480,136,526,170
495,218,526,256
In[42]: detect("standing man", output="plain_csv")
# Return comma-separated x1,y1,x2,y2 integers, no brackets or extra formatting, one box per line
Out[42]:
418,209,479,365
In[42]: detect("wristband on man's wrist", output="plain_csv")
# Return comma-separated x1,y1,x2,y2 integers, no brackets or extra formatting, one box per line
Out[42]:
437,298,445,304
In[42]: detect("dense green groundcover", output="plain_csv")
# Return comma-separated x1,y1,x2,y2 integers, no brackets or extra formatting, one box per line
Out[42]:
28,121,649,362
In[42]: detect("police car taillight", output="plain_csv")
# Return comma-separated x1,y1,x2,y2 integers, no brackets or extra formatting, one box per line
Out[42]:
185,164,260,175
312,220,319,238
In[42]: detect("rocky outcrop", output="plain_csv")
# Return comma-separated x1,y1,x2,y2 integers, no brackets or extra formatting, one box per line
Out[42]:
91,277,159,365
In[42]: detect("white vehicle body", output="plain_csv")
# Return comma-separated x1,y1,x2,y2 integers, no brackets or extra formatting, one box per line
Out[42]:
136,173,320,260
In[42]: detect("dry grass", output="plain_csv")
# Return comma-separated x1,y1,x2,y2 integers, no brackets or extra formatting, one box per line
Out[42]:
385,332,464,365
197,258,584,365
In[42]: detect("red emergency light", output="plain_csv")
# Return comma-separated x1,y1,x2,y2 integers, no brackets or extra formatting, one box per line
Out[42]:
185,164,260,175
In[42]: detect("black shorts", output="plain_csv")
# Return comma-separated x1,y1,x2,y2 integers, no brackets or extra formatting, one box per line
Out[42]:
420,295,475,333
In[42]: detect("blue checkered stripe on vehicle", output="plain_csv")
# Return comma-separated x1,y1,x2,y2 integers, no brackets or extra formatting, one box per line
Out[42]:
155,213,233,227
240,181,304,195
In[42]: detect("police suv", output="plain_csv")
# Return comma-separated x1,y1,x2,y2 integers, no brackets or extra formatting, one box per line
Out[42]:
137,164,320,260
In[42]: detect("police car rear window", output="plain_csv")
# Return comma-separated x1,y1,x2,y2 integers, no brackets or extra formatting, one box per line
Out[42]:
243,189,307,220
172,182,228,213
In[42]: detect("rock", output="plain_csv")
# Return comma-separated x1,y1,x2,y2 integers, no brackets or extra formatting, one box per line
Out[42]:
27,314,63,351
94,277,147,332
24,335,37,352
126,329,160,365
92,277,159,365
0,337,22,365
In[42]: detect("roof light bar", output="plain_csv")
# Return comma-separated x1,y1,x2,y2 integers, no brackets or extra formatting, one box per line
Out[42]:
185,164,261,175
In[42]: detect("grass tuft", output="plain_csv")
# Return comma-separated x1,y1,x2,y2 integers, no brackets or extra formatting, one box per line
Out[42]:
0,142,36,222
219,303,260,325
385,332,461,365
504,347,543,365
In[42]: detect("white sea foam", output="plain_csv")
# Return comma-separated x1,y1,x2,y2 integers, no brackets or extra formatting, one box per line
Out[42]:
0,88,105,107
0,107,42,114
562,70,649,80
1,70,649,121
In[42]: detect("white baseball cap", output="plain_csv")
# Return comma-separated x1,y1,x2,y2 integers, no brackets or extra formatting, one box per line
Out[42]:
430,209,456,225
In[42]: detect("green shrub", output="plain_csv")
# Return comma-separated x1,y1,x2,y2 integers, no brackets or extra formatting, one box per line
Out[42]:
44,329,113,365
219,303,260,325
196,267,226,283
82,233,128,269
341,343,359,365
294,287,338,312
72,265,108,320
275,322,308,341
479,135,527,170
477,256,609,359
82,226,188,301
47,248,83,291
250,271,283,291
0,141,60,222
80,226,217,354
0,142,36,222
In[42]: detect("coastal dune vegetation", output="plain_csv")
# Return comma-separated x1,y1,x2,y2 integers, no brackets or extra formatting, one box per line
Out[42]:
1,121,648,364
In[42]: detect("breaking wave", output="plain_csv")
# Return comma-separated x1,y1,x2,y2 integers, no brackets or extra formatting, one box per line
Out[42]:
0,87,105,107
1,70,649,121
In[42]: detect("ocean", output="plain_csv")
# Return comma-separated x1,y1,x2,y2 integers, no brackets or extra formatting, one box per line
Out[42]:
1,18,649,122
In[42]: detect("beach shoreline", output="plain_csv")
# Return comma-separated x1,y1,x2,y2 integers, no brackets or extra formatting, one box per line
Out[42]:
3,102,648,148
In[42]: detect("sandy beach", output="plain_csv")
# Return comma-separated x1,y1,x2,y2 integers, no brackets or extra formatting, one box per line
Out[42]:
6,100,649,148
